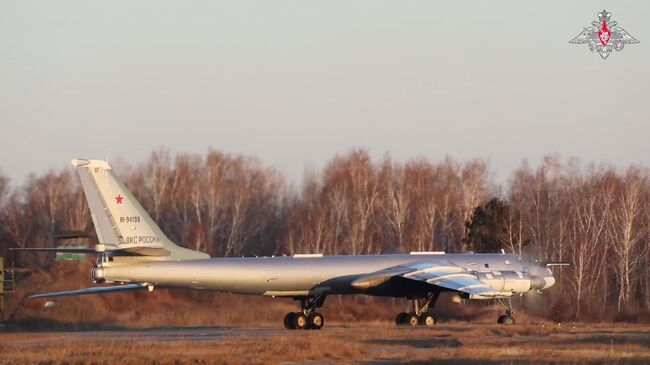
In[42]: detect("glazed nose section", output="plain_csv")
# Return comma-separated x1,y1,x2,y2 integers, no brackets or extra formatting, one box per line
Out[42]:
527,265,556,290
542,275,555,289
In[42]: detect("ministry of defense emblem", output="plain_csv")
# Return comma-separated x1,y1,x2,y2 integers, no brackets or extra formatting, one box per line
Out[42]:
570,10,639,59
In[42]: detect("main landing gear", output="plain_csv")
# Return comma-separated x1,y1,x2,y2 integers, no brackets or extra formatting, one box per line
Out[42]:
395,292,439,327
496,298,515,325
284,295,326,330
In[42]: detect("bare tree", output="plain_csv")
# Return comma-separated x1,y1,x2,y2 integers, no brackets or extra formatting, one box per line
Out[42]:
566,167,615,318
149,149,174,222
379,158,409,251
607,167,648,311
283,175,329,254
403,160,437,252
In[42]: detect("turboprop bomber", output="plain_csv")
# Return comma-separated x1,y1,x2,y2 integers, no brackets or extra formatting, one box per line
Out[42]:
18,159,565,330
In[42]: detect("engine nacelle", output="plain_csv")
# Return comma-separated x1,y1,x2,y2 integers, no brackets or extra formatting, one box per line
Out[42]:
476,271,546,294
460,292,513,300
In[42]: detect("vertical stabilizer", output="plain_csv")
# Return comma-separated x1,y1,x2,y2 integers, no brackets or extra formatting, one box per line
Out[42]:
71,158,209,260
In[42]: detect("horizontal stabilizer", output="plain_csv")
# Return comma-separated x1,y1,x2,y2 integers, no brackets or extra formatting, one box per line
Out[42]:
11,246,170,257
30,284,147,299
10,247,97,254
119,247,170,257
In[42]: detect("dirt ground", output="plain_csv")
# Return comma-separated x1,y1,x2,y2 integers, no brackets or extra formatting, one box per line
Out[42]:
1,322,649,364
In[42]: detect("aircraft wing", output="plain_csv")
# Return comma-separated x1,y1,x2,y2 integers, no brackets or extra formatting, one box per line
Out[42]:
351,261,501,297
29,284,148,299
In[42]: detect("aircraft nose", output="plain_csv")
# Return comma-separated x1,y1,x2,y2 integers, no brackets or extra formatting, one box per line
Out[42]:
542,276,556,289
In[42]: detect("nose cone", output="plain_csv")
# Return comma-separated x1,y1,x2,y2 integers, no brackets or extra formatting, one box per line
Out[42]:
543,275,556,290
527,263,557,291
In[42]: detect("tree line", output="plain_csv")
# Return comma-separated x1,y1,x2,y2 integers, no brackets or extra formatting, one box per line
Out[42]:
1,149,649,320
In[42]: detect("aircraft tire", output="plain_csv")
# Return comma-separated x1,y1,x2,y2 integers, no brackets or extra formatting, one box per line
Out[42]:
284,312,297,330
395,312,408,326
420,313,437,327
294,313,309,330
497,315,515,325
407,313,420,327
308,312,324,330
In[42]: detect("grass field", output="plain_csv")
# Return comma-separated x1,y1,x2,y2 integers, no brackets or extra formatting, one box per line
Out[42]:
2,323,650,364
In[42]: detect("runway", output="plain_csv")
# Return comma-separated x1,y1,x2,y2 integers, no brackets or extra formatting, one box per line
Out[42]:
2,323,650,364
3,326,280,346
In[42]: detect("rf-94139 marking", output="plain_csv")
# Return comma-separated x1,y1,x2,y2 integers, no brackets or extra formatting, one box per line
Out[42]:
14,159,567,330
119,216,141,223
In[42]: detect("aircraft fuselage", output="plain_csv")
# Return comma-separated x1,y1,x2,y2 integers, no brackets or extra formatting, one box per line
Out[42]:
95,253,554,298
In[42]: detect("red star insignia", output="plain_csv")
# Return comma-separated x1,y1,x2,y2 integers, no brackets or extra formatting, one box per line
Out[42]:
115,194,124,204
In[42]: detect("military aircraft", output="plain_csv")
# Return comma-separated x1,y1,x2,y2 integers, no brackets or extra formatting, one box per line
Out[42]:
18,159,565,330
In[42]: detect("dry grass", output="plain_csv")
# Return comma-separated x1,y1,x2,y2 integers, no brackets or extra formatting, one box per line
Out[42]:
2,323,650,364
0,336,365,365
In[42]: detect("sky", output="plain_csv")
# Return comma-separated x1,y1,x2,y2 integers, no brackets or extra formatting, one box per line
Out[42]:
1,1,648,186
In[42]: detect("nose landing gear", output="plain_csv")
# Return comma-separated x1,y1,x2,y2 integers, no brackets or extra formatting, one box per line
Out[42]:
284,295,326,330
496,298,516,325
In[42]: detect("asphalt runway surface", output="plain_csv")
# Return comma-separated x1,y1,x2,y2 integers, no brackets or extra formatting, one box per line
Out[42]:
4,326,277,345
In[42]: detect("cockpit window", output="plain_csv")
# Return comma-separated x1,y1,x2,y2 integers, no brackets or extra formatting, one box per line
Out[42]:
484,263,490,268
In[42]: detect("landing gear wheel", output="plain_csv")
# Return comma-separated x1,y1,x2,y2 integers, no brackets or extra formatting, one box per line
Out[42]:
284,312,297,329
395,312,408,326
497,314,515,325
294,313,309,329
420,313,437,327
399,293,440,328
308,312,324,330
407,313,420,327
496,298,515,325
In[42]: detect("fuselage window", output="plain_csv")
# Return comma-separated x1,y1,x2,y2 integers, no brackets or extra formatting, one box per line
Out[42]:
484,263,490,268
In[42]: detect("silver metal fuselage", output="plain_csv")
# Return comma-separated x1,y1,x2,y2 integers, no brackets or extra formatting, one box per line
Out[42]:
96,253,554,298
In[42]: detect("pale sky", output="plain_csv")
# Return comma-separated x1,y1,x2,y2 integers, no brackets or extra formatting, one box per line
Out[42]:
1,1,648,186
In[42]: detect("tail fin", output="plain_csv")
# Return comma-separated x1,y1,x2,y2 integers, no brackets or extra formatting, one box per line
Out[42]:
71,158,209,260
